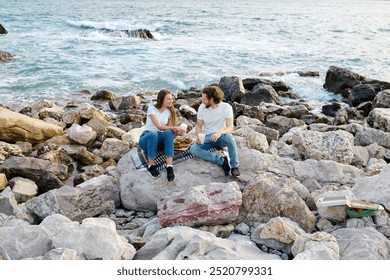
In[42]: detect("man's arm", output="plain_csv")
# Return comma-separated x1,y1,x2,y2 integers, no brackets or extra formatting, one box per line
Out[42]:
210,117,233,142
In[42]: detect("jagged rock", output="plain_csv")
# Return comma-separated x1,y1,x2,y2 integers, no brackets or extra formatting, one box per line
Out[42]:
348,83,381,107
67,124,97,145
0,156,67,193
237,173,316,233
25,175,119,221
372,89,390,108
0,23,8,34
41,248,83,260
332,227,390,260
0,223,52,259
265,115,306,136
354,127,390,148
9,177,38,203
321,102,341,117
292,232,339,260
323,66,364,96
0,50,13,63
0,173,7,190
109,96,142,111
0,141,23,160
91,90,117,101
76,103,110,122
45,215,136,260
234,125,269,152
367,108,390,132
292,130,355,164
351,163,390,210
98,138,130,161
251,217,306,254
121,29,154,40
241,84,281,105
0,187,18,215
219,76,245,102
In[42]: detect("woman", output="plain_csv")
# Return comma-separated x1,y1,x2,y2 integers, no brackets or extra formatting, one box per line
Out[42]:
138,89,186,182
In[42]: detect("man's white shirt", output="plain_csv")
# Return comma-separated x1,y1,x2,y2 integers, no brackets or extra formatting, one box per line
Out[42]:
197,102,233,134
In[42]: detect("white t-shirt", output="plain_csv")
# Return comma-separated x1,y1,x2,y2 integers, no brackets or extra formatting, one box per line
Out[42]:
144,105,171,132
197,102,233,134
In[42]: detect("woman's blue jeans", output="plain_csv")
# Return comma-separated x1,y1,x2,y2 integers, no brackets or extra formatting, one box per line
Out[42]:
189,133,239,168
139,130,174,160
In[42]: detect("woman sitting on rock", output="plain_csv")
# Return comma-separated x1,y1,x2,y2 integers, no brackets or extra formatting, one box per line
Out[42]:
138,89,186,182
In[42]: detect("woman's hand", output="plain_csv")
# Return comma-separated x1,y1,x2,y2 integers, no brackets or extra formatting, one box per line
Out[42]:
177,127,186,135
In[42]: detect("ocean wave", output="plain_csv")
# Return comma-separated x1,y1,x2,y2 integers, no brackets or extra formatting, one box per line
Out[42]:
66,20,162,40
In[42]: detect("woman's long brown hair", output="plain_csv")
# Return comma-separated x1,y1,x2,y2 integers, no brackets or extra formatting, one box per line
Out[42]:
156,89,177,126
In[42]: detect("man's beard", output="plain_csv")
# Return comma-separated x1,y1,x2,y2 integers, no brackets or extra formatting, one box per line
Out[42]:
205,103,211,108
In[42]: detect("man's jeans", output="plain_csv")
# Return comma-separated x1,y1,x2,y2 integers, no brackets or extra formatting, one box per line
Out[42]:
139,130,174,159
189,133,239,168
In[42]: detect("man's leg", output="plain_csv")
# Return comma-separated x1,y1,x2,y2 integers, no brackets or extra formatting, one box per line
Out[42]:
219,133,240,176
189,134,224,166
221,134,239,169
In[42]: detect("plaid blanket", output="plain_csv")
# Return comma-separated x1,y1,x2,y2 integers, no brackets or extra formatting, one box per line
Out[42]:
131,146,224,171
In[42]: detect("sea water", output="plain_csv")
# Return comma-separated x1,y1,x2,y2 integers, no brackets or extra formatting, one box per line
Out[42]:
1,0,389,110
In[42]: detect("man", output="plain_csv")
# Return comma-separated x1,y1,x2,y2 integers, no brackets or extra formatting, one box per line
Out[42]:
189,86,240,177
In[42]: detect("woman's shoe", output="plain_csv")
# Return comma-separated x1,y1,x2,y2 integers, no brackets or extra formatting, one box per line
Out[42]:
148,164,161,178
166,166,175,182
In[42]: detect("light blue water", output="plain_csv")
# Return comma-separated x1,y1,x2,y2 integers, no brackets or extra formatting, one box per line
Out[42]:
1,0,389,110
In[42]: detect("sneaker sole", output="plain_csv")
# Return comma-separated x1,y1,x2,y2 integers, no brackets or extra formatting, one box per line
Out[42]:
148,172,161,179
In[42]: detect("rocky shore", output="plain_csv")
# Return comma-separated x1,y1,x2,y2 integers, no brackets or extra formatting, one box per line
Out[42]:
1,66,390,260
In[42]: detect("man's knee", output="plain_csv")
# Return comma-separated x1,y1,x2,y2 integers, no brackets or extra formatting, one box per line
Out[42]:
189,144,196,153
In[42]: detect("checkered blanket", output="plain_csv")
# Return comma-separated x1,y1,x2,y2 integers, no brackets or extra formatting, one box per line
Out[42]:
131,146,224,171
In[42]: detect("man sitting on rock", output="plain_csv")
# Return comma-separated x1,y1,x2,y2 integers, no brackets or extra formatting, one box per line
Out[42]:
189,86,240,177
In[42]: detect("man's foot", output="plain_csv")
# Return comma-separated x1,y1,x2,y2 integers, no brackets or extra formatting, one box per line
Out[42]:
148,164,161,178
166,166,175,182
221,157,230,177
231,167,240,177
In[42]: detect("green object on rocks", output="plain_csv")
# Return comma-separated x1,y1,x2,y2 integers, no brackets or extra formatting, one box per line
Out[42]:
346,207,381,218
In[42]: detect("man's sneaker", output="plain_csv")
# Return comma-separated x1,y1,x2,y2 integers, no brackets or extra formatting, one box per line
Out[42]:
231,167,240,177
166,166,175,182
148,164,161,178
221,156,230,177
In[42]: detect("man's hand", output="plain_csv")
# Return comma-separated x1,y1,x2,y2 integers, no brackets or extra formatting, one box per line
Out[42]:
210,132,221,142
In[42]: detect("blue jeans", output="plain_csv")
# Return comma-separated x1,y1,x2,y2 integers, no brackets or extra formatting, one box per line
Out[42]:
139,130,174,160
189,133,239,168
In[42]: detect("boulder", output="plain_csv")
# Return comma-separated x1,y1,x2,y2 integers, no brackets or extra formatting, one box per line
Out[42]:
0,108,63,143
157,182,242,227
0,50,13,62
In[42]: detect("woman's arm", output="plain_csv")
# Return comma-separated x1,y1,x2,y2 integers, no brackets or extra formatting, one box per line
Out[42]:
149,114,185,134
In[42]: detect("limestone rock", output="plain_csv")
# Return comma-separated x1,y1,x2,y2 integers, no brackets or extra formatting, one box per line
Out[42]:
0,108,64,143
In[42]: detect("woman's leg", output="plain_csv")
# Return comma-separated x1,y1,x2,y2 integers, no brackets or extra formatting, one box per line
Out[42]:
156,130,175,182
162,130,174,165
139,130,159,165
